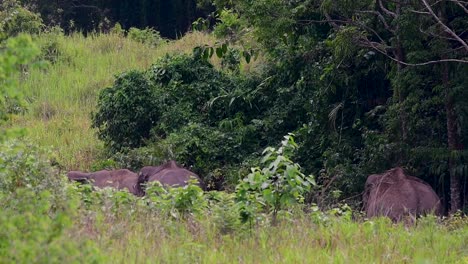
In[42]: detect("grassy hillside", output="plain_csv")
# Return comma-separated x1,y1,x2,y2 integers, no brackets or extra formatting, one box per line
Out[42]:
14,31,218,170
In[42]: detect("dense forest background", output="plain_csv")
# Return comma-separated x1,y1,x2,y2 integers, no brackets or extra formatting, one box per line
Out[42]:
17,0,210,38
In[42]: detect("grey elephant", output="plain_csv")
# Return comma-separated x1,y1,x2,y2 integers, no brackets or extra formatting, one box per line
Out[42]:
67,169,140,195
137,160,205,194
363,167,442,222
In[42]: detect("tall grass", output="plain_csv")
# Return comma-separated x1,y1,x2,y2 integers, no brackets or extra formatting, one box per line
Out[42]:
73,213,467,263
14,31,217,170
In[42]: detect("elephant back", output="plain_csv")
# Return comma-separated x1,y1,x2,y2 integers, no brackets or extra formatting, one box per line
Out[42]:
364,167,441,222
407,176,442,216
110,169,139,195
151,168,203,189
138,161,205,193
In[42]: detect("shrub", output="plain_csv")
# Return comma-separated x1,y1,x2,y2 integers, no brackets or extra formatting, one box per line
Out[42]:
0,0,44,40
0,188,103,263
36,26,66,64
127,27,163,47
144,180,207,219
110,22,125,36
0,139,103,263
236,134,316,224
92,70,158,151
0,140,64,194
220,47,241,73
150,122,253,187
213,8,244,40
206,191,243,234
0,34,40,138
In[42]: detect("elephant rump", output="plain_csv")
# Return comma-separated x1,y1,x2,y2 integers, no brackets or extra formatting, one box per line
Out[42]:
363,167,442,222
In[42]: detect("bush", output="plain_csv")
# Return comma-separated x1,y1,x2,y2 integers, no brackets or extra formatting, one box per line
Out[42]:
92,70,157,151
0,188,103,263
213,8,244,40
0,140,64,194
150,122,257,188
96,52,332,193
127,27,164,47
110,22,125,36
93,53,261,188
0,139,103,263
206,191,243,234
0,34,40,138
236,134,316,224
0,0,44,40
144,180,207,219
36,26,67,64
220,47,241,73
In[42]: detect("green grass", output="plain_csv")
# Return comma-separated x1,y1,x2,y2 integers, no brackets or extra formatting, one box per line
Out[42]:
14,31,218,170
73,213,467,263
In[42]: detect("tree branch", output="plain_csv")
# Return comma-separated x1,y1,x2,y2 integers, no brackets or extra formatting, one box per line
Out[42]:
378,0,397,18
453,0,468,13
323,10,340,30
357,10,392,31
363,36,468,66
421,0,468,51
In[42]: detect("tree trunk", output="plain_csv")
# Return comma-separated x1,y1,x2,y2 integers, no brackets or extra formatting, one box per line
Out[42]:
443,61,462,213
394,1,408,162
439,0,462,214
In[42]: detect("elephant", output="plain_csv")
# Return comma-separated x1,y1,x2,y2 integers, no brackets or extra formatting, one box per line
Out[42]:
363,167,442,222
67,169,140,195
137,160,205,194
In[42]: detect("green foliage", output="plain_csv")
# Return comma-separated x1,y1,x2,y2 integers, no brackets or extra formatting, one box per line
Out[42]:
236,134,316,223
127,27,164,47
144,180,207,219
213,8,243,40
0,140,63,194
225,0,468,211
0,0,44,40
220,47,241,73
35,26,66,64
0,34,39,140
0,188,103,263
92,70,157,150
109,22,125,36
206,191,243,233
94,53,262,186
0,139,103,262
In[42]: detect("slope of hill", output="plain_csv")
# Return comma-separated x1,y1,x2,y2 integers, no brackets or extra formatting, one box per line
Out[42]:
14,31,217,170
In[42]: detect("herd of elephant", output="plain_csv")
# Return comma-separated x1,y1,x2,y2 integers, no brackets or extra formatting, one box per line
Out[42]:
68,162,442,222
67,160,205,197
